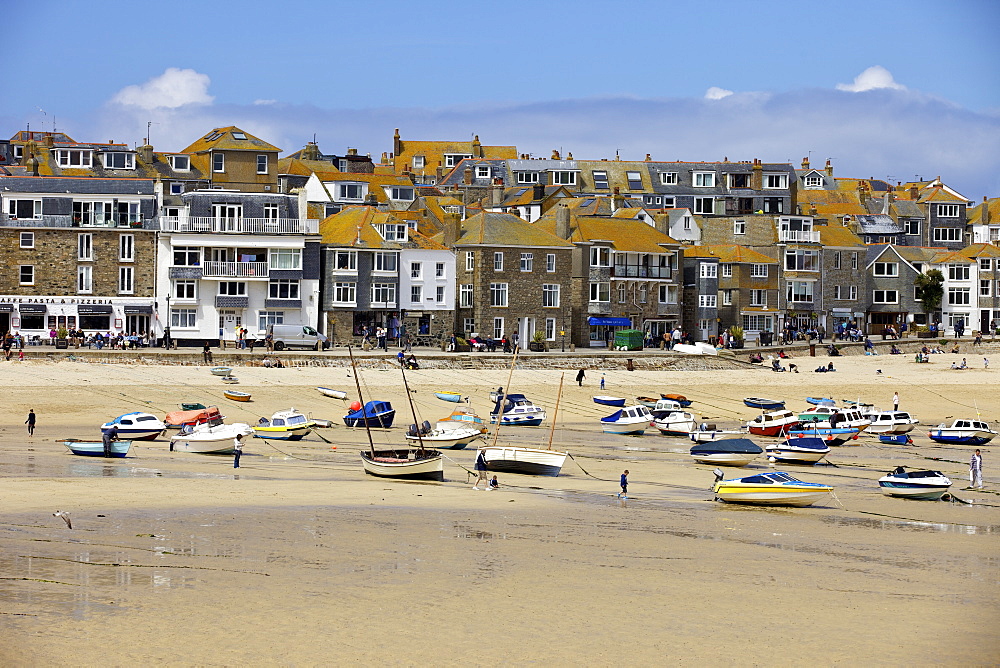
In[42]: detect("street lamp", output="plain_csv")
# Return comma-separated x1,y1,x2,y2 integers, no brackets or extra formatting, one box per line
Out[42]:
163,294,171,349
560,328,565,352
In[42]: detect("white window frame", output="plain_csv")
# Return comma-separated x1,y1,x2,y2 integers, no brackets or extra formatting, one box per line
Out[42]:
460,284,474,308
19,265,34,285
764,173,788,189
19,231,34,248
721,264,732,278
542,284,560,308
493,252,504,272
268,279,300,300
749,289,767,307
256,154,268,174
948,265,970,281
174,280,197,300
693,197,714,215
979,258,992,271
804,174,823,188
77,233,93,261
103,152,135,170
333,282,356,304
57,149,92,167
545,318,556,341
873,262,899,277
850,285,858,300
493,317,504,339
551,171,576,186
851,252,859,269
475,165,491,179
589,282,610,303
786,281,815,303
168,155,190,171
520,253,533,272
660,172,678,185
412,156,425,169
698,294,717,308
370,283,397,306
436,286,445,304
933,227,962,242
904,219,921,235
490,282,508,307
700,263,717,279
465,251,475,272
119,234,134,262
444,154,472,168
388,187,415,201
936,204,960,218
118,266,134,294
410,285,422,303
617,284,627,304
722,289,732,306
333,250,357,271
948,287,971,306
693,172,716,187
515,171,539,184
171,308,197,328
410,262,422,279
750,264,768,278
590,247,611,267
980,279,991,298
258,311,284,331
734,220,746,235
212,153,225,173
217,281,245,296
77,265,93,294
625,171,643,189
7,198,42,219
270,248,302,270
338,183,364,201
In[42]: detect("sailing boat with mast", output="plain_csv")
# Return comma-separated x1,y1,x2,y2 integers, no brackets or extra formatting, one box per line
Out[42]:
351,346,444,481
478,365,568,476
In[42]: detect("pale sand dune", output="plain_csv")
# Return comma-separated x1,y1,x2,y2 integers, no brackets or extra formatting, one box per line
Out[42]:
0,354,998,665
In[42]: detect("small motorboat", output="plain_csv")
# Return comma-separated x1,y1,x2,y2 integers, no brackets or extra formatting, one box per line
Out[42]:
434,391,466,403
313,419,334,429
747,409,800,437
600,405,653,435
799,406,870,431
878,466,953,500
660,393,692,407
689,428,747,443
344,400,396,428
179,402,206,411
254,408,315,440
221,376,239,384
798,404,839,422
648,399,684,419
170,421,253,454
766,437,830,465
224,390,252,402
690,438,763,466
100,412,165,440
866,411,919,435
744,397,785,410
210,366,233,376
490,393,546,426
438,407,488,434
164,406,224,430
317,387,348,400
479,445,566,476
64,439,133,458
652,411,698,436
405,420,482,449
878,434,913,445
636,396,660,409
360,448,444,481
673,342,718,355
593,395,627,408
806,397,836,406
787,424,860,445
712,469,834,506
928,419,997,445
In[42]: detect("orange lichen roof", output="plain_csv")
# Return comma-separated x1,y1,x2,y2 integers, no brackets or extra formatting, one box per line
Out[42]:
796,190,861,204
277,157,341,178
682,245,777,263
318,206,447,249
813,202,867,216
957,243,1000,259
967,198,1000,225
182,126,280,154
456,212,573,247
394,138,517,174
534,216,677,252
611,207,645,218
818,226,864,246
930,249,974,264
920,187,966,203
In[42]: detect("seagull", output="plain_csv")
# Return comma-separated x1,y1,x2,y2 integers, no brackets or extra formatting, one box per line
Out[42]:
53,511,72,529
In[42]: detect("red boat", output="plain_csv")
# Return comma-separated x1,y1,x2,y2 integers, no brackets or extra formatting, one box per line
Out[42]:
164,406,223,429
747,409,800,437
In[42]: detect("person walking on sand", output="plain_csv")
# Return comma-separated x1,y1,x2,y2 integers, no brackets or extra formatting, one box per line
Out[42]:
619,470,629,498
473,449,488,490
970,449,983,489
600,373,606,390
25,409,36,436
893,392,899,411
233,433,244,469
576,368,586,386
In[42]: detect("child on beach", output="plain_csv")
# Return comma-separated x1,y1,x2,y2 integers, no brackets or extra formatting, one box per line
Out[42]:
619,470,629,498
488,475,499,490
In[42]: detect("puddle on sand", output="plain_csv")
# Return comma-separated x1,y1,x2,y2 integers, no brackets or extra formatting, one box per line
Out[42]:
823,515,1000,535
450,524,507,541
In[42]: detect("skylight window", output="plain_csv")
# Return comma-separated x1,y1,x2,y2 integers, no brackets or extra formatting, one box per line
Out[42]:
626,171,642,190
516,188,528,196
592,170,609,189
232,132,247,140
205,131,222,141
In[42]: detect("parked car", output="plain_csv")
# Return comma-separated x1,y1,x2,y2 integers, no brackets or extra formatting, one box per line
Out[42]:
267,324,328,351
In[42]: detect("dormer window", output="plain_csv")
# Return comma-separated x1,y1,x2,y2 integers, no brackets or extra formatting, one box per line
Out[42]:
103,152,134,169
764,173,788,189
168,155,190,171
804,174,823,189
515,171,539,184
476,165,491,179
937,204,960,218
376,223,408,241
551,171,576,186
729,173,750,188
412,156,425,169
387,186,414,201
338,183,364,201
444,154,472,167
56,149,92,167
660,172,678,185
693,172,715,187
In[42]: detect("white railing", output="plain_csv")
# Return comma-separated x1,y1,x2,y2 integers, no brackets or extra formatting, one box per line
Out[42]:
159,216,318,234
202,261,269,278
779,230,820,243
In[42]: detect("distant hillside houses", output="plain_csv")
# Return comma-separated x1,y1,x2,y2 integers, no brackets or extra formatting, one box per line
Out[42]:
1,126,997,347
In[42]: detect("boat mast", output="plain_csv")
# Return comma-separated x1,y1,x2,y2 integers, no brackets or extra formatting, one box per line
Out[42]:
399,364,424,456
489,347,519,448
347,345,376,456
546,373,564,451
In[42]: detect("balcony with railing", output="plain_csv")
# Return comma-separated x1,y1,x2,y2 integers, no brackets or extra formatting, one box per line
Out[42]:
612,265,673,279
778,229,821,243
159,216,318,234
0,214,155,229
202,261,269,278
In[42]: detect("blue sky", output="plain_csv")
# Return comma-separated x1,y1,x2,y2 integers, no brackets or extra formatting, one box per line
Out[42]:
4,0,999,197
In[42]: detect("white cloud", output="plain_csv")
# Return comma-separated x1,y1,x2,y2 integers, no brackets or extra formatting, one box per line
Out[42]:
254,99,277,106
705,87,734,100
111,68,214,110
836,66,906,93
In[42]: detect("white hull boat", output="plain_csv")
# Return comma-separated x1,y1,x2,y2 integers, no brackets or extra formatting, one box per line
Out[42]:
405,424,482,449
479,446,566,476
689,429,747,443
360,449,444,481
765,437,830,464
490,392,546,426
713,470,833,506
865,411,919,435
317,387,348,400
601,405,653,435
927,419,997,446
653,411,698,436
100,411,166,441
878,467,952,500
170,422,253,454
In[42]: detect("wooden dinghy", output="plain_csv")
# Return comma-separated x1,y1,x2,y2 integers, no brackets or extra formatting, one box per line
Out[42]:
224,390,252,402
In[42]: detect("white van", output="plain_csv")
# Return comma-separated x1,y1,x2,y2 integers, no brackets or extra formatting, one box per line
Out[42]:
267,324,328,351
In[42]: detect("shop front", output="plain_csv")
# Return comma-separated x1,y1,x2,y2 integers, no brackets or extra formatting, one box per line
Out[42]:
0,297,157,341
588,316,632,347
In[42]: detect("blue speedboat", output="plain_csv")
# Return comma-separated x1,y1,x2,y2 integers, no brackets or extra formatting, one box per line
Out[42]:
100,412,166,440
593,395,627,408
490,393,546,426
600,405,652,435
806,397,835,406
343,401,396,428
927,419,996,445
765,437,830,464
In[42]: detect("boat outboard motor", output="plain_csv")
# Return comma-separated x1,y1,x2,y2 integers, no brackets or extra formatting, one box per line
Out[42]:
713,468,725,482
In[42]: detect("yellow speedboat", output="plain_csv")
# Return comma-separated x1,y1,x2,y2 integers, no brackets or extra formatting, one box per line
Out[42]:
712,470,833,507
253,408,315,441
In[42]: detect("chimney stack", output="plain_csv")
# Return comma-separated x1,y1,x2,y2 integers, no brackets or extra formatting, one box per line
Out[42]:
302,142,320,161
909,184,919,200
825,159,833,178
442,212,462,247
472,135,482,158
751,158,763,190
555,203,571,239
463,165,473,185
393,129,401,158
801,157,810,170
653,212,669,236
551,149,560,160
490,177,504,208
138,143,154,164
532,183,545,201
612,187,624,213
983,196,991,226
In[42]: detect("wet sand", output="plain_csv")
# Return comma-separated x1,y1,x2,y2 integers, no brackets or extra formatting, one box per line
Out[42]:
1,355,998,665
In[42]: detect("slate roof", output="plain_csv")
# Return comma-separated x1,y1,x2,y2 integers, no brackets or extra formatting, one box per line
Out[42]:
855,214,904,234
682,245,776,264
0,175,154,194
454,212,573,248
534,215,677,253
182,126,280,154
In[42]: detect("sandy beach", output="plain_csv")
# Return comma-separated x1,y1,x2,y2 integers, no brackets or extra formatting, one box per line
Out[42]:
1,351,998,666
